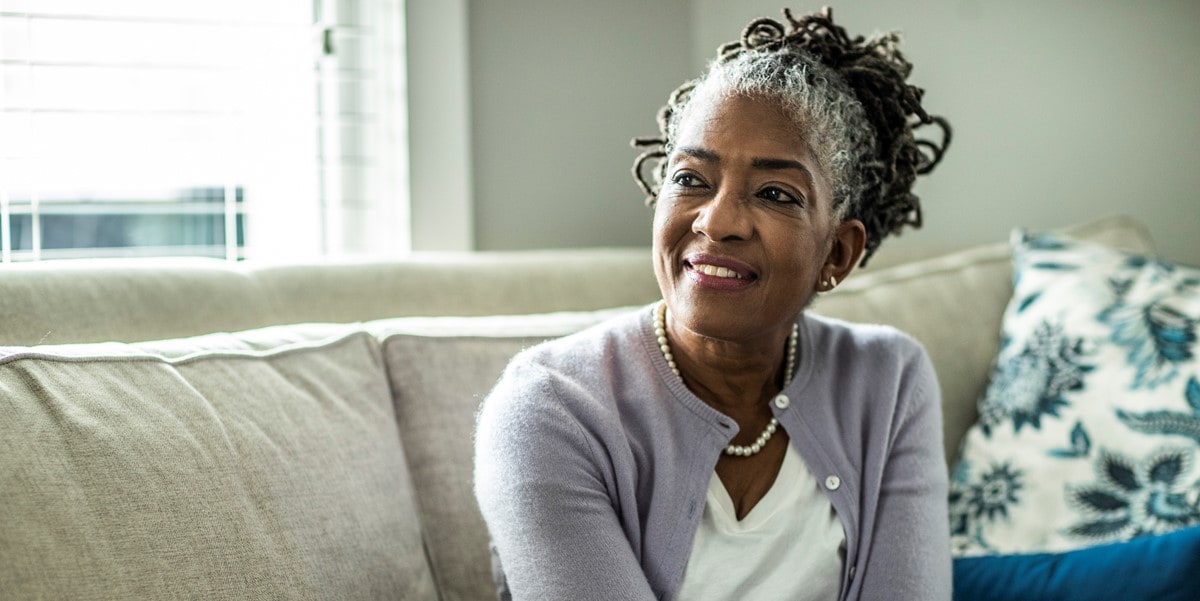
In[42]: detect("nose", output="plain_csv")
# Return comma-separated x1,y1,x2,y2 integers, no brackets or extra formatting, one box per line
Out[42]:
692,185,752,241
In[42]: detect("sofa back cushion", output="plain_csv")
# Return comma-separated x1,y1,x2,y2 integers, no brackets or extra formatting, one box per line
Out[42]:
373,308,639,601
0,325,435,600
0,248,660,347
259,248,660,326
0,258,278,346
811,216,1156,463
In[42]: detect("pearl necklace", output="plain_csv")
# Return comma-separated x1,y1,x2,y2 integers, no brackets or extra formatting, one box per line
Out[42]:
653,301,798,457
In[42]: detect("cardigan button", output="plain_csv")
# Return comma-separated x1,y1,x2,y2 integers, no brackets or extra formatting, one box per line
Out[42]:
773,394,790,409
825,475,841,491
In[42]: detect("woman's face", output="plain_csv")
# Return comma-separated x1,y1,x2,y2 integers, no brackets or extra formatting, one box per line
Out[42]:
653,93,842,342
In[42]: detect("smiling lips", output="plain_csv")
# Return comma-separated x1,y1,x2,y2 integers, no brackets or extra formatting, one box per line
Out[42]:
692,263,743,279
684,255,757,290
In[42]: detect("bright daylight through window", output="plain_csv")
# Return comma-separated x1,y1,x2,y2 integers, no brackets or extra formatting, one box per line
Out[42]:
0,0,407,262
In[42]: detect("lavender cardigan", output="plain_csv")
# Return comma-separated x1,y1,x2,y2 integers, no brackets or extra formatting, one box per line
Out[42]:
474,306,951,600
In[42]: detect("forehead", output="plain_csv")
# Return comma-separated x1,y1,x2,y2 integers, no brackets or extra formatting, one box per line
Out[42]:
672,93,816,163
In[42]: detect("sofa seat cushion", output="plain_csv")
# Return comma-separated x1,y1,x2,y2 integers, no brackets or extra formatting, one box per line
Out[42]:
371,307,640,601
0,324,435,600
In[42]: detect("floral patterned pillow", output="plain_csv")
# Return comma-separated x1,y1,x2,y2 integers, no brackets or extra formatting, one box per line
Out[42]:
950,231,1200,556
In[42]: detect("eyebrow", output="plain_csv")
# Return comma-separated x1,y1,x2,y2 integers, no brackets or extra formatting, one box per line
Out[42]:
675,146,719,162
675,146,813,180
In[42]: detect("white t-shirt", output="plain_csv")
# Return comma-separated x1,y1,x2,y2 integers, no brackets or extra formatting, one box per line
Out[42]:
676,444,846,600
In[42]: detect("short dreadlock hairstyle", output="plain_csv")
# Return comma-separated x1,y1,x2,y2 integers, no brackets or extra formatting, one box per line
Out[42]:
631,7,950,266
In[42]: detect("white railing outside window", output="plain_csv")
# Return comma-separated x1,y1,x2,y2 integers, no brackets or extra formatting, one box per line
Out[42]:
0,0,407,262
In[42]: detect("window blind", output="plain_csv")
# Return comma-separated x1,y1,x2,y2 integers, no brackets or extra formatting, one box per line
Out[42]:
0,0,407,262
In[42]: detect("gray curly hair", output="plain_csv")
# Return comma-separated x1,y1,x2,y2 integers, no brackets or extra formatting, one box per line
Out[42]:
631,7,950,265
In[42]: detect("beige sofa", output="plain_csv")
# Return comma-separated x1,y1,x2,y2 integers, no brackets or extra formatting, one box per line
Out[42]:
0,216,1153,600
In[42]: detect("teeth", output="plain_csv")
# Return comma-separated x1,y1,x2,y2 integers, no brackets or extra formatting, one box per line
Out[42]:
694,264,739,279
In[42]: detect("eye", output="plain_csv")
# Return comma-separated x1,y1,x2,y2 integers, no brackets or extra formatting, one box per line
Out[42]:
757,186,803,206
670,172,708,189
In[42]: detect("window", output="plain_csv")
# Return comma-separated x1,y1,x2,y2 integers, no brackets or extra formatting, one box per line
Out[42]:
0,0,407,262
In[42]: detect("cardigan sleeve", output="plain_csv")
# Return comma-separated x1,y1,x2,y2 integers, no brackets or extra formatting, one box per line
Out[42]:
857,344,952,600
473,360,658,601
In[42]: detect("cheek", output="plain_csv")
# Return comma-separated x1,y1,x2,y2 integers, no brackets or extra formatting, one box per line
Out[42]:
651,200,682,247
774,223,826,278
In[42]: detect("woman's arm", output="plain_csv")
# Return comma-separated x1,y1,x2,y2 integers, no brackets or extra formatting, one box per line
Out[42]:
858,348,952,600
474,362,658,601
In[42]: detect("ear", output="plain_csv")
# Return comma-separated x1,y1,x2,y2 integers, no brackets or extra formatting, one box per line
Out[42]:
819,219,866,291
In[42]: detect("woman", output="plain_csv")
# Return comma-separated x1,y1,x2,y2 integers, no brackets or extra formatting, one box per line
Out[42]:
475,7,952,600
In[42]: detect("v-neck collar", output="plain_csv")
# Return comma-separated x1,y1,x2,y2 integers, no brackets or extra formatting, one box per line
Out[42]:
705,444,803,531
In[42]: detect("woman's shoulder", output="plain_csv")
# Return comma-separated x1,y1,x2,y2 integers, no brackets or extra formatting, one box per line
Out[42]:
800,313,941,428
804,311,929,363
511,304,651,375
477,305,654,451
485,304,652,407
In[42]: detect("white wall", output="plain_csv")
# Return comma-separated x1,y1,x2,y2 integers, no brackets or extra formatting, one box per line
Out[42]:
466,0,691,251
414,1,1199,265
407,0,474,251
692,0,1200,266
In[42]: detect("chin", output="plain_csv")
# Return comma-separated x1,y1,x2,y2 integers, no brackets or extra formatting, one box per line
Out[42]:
669,297,770,341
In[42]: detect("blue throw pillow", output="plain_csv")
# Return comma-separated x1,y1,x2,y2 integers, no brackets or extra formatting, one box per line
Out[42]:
953,524,1200,601
950,232,1200,555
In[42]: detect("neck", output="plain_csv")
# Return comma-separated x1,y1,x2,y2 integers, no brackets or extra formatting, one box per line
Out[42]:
664,305,795,414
